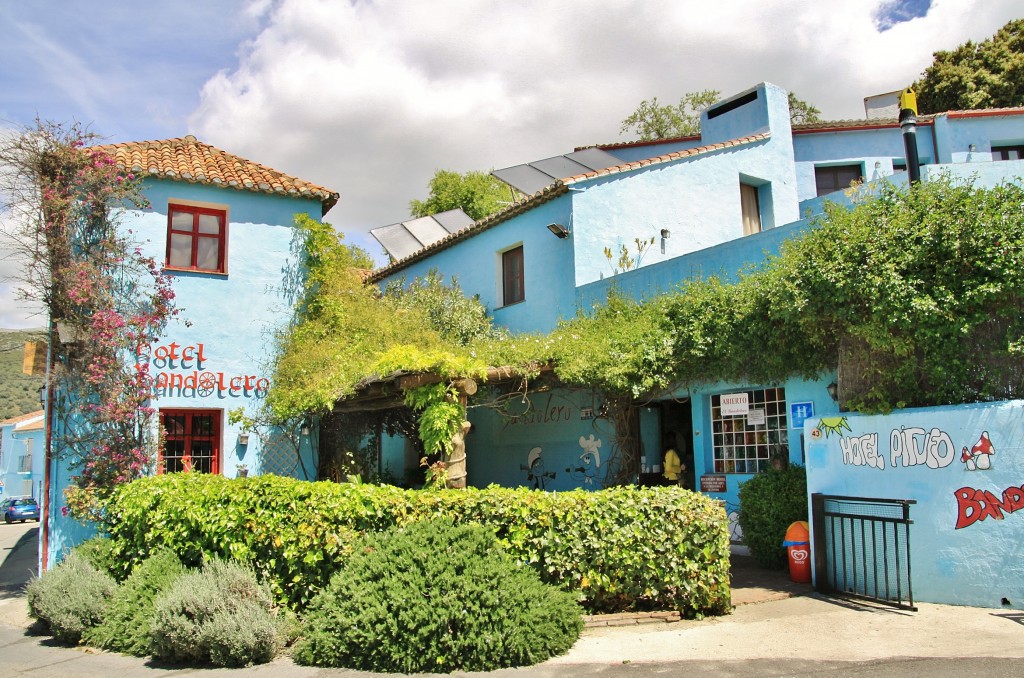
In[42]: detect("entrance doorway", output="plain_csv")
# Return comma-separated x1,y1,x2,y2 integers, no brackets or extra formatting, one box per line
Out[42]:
660,400,694,490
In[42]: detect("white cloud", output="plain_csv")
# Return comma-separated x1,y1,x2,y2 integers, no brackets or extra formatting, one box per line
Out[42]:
189,0,1023,264
2,0,1020,327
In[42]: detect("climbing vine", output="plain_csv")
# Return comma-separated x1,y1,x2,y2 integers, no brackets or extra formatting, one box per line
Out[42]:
267,177,1024,484
0,121,178,517
404,383,464,457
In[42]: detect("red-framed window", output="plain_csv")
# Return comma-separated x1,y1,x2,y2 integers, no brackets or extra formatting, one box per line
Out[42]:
502,245,525,306
159,409,221,474
166,204,226,272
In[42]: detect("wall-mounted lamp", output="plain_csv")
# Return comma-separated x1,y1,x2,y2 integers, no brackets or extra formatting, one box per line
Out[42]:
660,228,671,254
238,432,250,446
826,382,839,402
38,384,47,409
300,424,311,436
969,143,977,153
546,223,570,239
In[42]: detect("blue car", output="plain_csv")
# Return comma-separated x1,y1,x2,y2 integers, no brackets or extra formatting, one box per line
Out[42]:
4,497,40,523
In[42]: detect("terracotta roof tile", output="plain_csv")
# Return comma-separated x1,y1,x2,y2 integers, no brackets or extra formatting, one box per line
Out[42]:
93,136,339,215
17,418,44,432
367,133,771,282
1,410,44,427
568,133,770,185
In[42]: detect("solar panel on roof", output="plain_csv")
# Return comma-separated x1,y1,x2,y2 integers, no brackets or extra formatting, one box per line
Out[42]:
432,208,475,233
493,149,623,195
566,148,622,171
492,165,555,196
371,224,422,261
403,215,449,245
529,156,591,180
370,208,475,261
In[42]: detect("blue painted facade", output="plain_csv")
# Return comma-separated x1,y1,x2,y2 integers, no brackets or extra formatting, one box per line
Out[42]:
44,168,329,568
805,401,1024,610
372,83,1024,548
0,411,46,503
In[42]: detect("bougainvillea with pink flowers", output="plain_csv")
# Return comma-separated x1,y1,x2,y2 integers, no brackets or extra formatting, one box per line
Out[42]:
1,121,178,519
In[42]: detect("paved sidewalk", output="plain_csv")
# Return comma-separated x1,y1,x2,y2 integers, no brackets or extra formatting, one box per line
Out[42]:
2,531,1021,676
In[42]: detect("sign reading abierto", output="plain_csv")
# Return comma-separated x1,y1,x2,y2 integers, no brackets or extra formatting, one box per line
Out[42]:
720,392,750,416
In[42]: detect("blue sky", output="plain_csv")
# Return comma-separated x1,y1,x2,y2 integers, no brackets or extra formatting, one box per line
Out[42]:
876,0,933,31
0,1,260,142
1,0,1022,328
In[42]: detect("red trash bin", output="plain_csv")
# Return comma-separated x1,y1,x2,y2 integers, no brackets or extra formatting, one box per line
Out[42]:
782,521,812,583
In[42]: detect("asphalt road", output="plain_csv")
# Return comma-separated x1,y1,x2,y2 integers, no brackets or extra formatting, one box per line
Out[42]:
0,519,37,594
0,523,1022,676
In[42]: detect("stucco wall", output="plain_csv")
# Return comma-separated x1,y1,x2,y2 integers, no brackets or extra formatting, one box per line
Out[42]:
805,400,1024,609
377,197,576,334
0,417,43,500
683,377,840,514
931,113,1024,164
45,179,322,567
571,83,799,288
465,387,619,490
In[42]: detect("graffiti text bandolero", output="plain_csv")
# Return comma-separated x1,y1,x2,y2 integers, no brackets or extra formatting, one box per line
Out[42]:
953,483,1024,529
136,342,268,398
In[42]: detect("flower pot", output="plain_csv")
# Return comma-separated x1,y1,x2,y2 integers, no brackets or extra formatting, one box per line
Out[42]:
237,468,248,478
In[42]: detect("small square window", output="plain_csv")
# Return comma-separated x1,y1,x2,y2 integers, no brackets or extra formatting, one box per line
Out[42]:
992,145,1024,161
502,246,524,306
814,164,862,197
166,204,226,273
710,388,788,474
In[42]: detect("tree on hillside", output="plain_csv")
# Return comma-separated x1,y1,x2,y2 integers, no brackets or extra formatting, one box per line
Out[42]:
409,169,519,222
620,90,821,141
914,19,1024,113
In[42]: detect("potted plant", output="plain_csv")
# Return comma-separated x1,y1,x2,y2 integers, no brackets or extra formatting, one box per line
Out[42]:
236,463,249,478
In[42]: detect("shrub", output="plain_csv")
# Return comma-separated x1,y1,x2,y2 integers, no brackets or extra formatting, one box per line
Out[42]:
737,465,809,569
293,518,583,673
84,548,186,656
149,558,279,667
103,474,731,616
26,551,116,644
71,536,119,577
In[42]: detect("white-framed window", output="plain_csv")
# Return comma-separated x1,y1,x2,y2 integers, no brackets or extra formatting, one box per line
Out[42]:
18,438,33,473
711,388,788,474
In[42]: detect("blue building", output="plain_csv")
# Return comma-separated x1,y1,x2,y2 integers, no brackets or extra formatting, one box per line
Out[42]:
368,83,1024,535
43,136,337,567
0,410,45,504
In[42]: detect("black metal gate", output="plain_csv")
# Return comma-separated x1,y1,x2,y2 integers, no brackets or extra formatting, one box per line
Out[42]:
810,494,917,611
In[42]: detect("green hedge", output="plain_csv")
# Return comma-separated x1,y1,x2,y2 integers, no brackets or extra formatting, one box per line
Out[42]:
102,474,731,617
737,465,809,569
